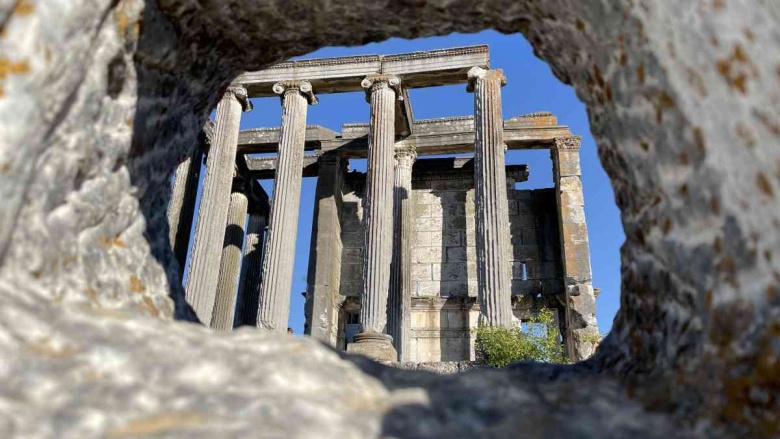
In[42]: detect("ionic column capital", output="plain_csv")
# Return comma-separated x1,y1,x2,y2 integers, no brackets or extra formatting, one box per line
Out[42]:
394,145,417,168
466,67,506,93
272,80,318,105
361,75,402,102
226,86,253,112
554,136,582,151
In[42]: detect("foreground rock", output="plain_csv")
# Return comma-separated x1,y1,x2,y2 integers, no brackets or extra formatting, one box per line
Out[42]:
0,285,683,438
0,0,778,437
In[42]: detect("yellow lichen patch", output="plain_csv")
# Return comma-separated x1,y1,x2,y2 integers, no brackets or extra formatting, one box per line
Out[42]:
129,275,145,293
84,286,99,303
719,325,780,437
0,58,30,80
713,236,723,254
715,255,738,287
13,0,34,16
754,110,780,137
692,127,706,153
106,412,205,438
139,296,160,318
685,67,707,98
711,195,720,215
716,44,758,95
636,64,645,85
735,122,756,148
27,338,78,359
662,217,673,235
757,173,774,197
113,0,140,42
99,234,125,248
654,92,675,124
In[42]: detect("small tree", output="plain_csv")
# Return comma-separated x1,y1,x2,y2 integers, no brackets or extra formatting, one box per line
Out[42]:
474,309,569,367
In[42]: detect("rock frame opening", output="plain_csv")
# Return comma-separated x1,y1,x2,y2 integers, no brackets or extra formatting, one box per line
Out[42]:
1,1,778,437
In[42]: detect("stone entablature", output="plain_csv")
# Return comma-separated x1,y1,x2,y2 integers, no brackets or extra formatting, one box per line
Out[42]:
234,45,489,97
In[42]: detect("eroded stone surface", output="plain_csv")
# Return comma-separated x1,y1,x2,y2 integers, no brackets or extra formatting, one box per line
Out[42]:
1,0,778,437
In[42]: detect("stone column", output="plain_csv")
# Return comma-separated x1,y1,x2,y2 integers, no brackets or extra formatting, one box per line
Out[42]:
234,211,266,327
552,136,600,361
467,67,514,328
211,188,249,331
256,81,317,332
347,75,400,362
388,146,416,361
186,87,251,324
167,131,205,276
304,152,345,343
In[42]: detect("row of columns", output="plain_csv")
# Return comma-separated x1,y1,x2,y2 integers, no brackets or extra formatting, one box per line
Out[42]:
167,67,593,362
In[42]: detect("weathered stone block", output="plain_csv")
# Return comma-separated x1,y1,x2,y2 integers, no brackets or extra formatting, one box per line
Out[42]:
415,191,441,205
343,262,365,281
513,245,540,261
443,215,466,230
440,281,468,297
555,150,581,177
509,214,537,229
413,246,443,263
342,247,363,260
521,228,539,245
416,281,441,297
446,310,468,329
445,247,467,262
432,262,471,281
411,263,433,281
341,231,365,248
416,216,444,231
431,179,473,190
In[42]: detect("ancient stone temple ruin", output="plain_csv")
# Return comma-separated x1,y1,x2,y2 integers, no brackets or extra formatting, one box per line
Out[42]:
169,46,599,363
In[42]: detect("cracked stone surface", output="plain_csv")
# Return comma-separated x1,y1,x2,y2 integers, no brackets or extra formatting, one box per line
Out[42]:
0,0,778,437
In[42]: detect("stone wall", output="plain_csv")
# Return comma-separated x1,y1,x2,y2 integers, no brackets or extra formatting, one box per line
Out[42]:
337,160,564,361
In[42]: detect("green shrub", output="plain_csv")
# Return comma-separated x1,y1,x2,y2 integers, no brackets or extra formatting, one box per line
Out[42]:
474,309,569,367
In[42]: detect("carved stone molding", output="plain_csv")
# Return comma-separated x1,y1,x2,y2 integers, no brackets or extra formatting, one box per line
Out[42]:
554,136,582,150
226,86,253,111
466,67,506,93
272,80,318,105
394,145,417,168
360,75,402,102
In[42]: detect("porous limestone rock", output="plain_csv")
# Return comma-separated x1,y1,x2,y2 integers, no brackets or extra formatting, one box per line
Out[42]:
0,0,778,437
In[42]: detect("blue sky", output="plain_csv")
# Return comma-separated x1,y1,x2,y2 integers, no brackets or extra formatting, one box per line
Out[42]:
196,30,624,335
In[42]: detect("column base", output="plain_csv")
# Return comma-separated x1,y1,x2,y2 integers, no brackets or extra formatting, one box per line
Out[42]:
346,333,398,362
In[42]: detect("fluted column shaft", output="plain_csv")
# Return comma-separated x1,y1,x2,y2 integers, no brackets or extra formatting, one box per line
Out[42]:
389,146,416,360
211,190,248,331
359,76,400,335
468,67,514,328
186,87,250,324
167,135,204,276
257,81,316,332
234,213,266,327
